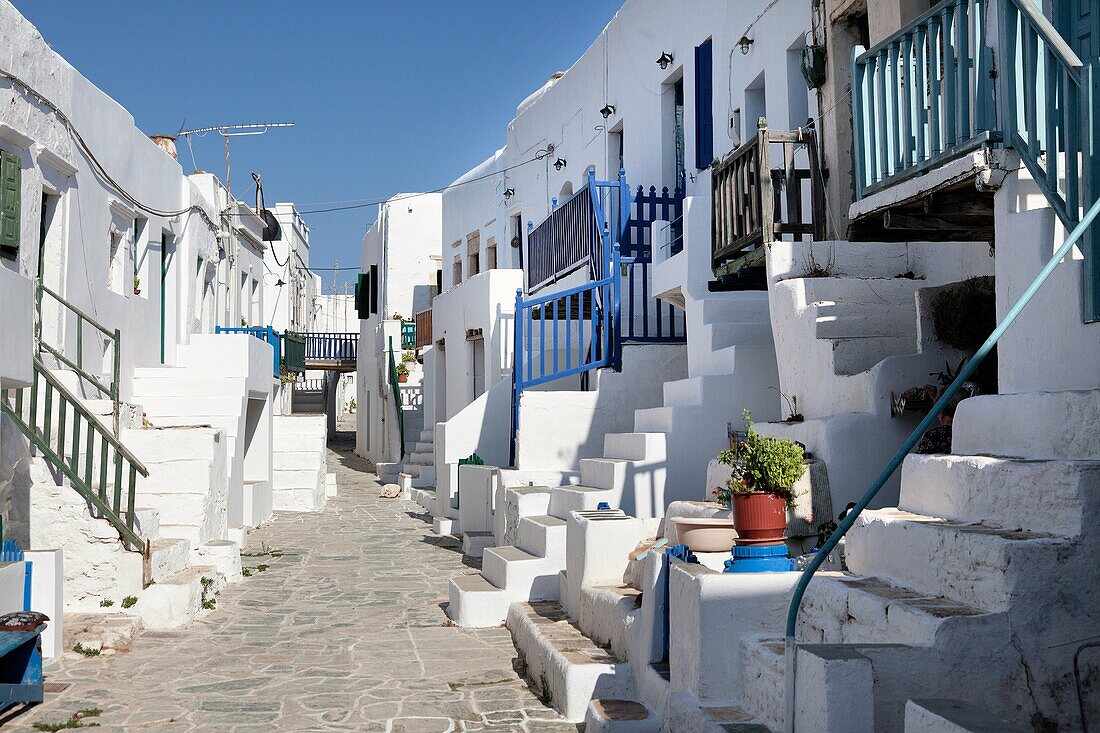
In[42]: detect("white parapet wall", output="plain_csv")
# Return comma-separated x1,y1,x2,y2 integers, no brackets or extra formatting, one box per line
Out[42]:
0,265,33,389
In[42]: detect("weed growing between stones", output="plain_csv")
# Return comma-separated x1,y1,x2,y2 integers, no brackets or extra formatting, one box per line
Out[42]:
241,568,252,577
98,600,113,608
121,596,137,609
31,708,102,730
200,576,216,610
72,643,100,657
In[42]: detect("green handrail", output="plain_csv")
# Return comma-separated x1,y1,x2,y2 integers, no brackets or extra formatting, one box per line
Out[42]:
1,357,148,553
782,194,1100,731
35,280,121,434
387,336,405,460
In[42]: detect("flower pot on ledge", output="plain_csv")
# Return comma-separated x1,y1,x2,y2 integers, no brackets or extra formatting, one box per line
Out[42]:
397,374,408,384
730,491,787,544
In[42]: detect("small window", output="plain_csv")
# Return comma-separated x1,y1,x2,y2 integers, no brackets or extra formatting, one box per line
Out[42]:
1,149,22,258
453,255,463,286
108,227,126,294
485,237,497,270
467,231,480,277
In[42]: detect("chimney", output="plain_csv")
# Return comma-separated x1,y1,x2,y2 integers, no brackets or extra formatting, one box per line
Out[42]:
150,135,178,161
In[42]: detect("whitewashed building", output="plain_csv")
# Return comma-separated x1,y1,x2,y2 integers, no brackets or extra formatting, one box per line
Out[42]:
0,0,331,642
376,0,1100,730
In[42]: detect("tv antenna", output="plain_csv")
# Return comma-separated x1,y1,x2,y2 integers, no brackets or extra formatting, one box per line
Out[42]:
177,122,295,196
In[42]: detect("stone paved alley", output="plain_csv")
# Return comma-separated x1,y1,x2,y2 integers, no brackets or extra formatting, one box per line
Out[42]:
4,426,574,733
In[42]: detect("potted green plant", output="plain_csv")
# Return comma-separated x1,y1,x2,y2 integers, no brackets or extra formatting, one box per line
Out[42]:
395,362,409,383
719,410,806,544
133,276,141,295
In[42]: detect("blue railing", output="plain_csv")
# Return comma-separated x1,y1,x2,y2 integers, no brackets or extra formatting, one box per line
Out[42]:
999,0,1100,322
510,244,622,465
852,0,998,198
303,332,358,363
621,184,687,343
215,326,282,375
401,321,416,350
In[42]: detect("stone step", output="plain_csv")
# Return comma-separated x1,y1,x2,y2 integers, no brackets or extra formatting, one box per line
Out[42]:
584,699,661,732
447,573,510,628
483,546,560,600
272,482,325,512
411,465,436,488
499,468,581,489
274,433,326,452
814,301,917,340
847,508,1068,612
122,507,160,540
407,451,434,466
580,457,629,491
134,565,219,629
634,406,672,433
273,450,324,471
414,441,434,453
137,459,216,493
797,573,1003,648
410,487,436,512
461,530,494,558
904,698,1028,732
419,428,435,441
603,432,665,462
507,601,633,722
147,538,191,583
272,415,327,436
899,454,1097,538
120,427,222,462
803,275,924,305
738,635,786,731
951,389,1100,461
828,335,914,375
130,376,247,397
710,321,775,349
517,514,567,558
701,293,771,325
577,585,643,662
191,539,243,582
548,485,621,519
137,395,245,419
273,468,323,490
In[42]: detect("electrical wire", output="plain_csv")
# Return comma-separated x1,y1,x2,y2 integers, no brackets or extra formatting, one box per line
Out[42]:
0,67,219,232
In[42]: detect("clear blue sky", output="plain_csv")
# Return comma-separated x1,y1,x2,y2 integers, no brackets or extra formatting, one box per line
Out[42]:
16,0,621,292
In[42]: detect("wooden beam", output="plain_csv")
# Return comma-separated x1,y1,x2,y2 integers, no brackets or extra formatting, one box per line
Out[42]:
883,210,993,230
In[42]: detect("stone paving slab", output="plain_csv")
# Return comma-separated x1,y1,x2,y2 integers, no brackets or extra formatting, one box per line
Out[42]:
4,427,577,732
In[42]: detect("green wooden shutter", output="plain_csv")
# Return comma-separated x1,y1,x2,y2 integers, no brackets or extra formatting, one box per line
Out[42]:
0,150,21,256
355,273,369,319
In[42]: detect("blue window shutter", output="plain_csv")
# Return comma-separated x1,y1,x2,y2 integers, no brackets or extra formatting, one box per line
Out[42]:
0,149,21,256
694,40,714,170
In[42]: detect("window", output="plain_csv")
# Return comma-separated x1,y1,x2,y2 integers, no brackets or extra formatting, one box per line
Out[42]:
453,255,463,286
369,264,378,314
510,214,524,269
470,335,485,399
663,77,686,190
251,278,260,325
108,227,126,294
240,273,249,324
355,272,369,319
1,149,21,258
467,231,480,277
133,217,148,297
694,39,714,169
485,237,497,270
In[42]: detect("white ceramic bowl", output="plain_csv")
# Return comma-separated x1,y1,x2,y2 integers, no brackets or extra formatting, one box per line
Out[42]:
668,517,738,553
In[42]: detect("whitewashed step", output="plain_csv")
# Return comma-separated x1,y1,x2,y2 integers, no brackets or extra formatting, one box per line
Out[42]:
738,636,786,731
136,459,215,494
462,531,494,557
517,514,567,558
122,507,160,540
136,395,244,418
131,376,246,397
899,454,1097,537
273,451,323,471
147,538,191,583
414,441,434,453
135,565,216,629
584,699,661,732
828,335,914,375
701,294,771,325
273,468,323,490
407,452,434,466
548,485,620,519
121,427,221,462
272,482,324,512
577,585,643,661
483,546,559,599
904,698,1027,732
710,321,775,349
603,432,665,462
508,601,633,722
951,389,1100,461
804,276,924,305
447,573,510,628
634,406,673,433
419,428,435,441
797,573,1003,647
815,301,916,340
411,465,436,488
847,508,1068,612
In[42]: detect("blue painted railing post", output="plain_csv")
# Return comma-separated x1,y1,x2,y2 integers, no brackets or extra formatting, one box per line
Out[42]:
510,288,524,467
851,45,867,199
611,242,622,372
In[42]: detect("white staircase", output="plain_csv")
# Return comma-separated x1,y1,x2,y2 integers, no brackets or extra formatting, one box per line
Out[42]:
404,425,435,490
272,414,329,511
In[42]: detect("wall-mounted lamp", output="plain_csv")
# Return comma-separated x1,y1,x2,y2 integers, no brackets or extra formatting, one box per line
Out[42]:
553,158,568,171
600,104,616,118
275,278,287,287
656,52,674,69
503,188,515,200
737,36,754,54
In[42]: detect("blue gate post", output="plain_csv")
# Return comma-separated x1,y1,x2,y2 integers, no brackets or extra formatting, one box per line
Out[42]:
510,288,524,467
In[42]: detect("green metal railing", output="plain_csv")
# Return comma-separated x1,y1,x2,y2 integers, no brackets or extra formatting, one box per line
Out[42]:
36,280,121,434
281,331,306,375
1,357,148,553
782,194,1100,731
387,336,405,460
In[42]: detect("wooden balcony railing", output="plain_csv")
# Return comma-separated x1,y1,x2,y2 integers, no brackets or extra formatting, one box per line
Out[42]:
711,120,825,278
414,308,432,349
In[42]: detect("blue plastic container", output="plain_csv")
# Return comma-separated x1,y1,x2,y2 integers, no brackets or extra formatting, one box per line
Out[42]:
723,542,795,573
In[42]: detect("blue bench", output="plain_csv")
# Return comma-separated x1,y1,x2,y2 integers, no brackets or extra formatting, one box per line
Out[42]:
0,624,44,712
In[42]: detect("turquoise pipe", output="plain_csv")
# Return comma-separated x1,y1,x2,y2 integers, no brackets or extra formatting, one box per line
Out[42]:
782,193,1100,732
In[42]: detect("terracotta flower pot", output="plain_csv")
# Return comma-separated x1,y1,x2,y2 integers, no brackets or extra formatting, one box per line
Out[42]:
398,373,408,383
730,491,787,544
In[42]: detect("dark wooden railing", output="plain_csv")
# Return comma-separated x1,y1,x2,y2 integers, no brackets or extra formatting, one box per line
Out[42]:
414,308,433,349
527,183,602,292
711,120,825,278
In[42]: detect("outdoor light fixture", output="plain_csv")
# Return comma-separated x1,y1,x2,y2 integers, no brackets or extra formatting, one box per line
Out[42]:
656,52,674,69
600,104,616,118
554,158,567,171
276,278,287,287
737,36,754,54
503,188,515,199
